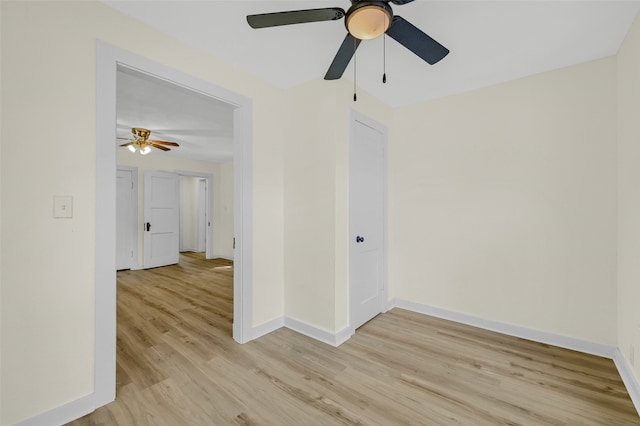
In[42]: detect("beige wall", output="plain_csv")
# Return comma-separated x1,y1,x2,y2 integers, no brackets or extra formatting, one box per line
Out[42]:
617,11,640,384
215,161,235,258
283,79,339,331
390,57,618,345
283,78,392,333
1,2,284,424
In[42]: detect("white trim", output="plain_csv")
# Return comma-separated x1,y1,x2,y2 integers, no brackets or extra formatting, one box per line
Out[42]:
233,101,253,345
14,393,94,426
334,326,355,347
384,298,395,313
252,316,285,340
391,299,616,358
213,254,234,261
96,41,254,415
614,349,640,416
95,40,118,409
249,316,353,346
284,317,353,347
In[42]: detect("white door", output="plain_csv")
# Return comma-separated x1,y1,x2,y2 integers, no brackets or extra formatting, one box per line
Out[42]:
197,179,207,252
144,171,180,268
116,169,134,270
349,115,386,330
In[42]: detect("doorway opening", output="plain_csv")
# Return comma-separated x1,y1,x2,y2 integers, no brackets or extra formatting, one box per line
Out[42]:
96,42,253,408
176,169,234,262
179,174,211,256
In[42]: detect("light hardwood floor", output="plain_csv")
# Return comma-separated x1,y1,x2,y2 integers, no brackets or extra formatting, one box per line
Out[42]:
69,252,640,425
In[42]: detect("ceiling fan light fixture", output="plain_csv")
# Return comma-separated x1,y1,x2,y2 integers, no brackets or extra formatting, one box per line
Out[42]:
120,127,178,154
346,4,391,40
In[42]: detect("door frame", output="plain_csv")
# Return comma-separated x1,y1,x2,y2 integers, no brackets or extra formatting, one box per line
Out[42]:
177,170,214,259
96,41,253,408
348,109,389,332
116,166,138,270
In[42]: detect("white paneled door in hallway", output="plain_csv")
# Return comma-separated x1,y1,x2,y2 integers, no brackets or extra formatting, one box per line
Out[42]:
144,170,179,269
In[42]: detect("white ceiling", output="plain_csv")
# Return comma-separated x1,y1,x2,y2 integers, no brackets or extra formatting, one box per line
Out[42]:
109,0,640,160
116,67,235,162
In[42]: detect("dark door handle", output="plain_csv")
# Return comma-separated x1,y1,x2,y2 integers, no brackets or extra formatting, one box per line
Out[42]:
146,222,151,232
356,236,364,243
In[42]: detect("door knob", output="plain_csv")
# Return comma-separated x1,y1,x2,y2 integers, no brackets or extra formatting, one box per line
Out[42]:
146,222,151,232
356,236,364,243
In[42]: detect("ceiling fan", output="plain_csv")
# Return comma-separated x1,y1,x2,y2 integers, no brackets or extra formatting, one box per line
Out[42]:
246,0,449,80
118,127,179,155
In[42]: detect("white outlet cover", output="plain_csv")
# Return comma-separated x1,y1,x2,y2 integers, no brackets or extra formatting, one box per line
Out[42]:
54,196,73,218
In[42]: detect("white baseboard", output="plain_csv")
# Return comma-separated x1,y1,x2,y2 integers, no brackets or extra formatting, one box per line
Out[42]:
614,349,640,416
212,254,234,261
334,326,354,347
284,317,352,347
391,299,616,359
384,298,396,312
251,316,284,340
250,315,352,347
14,392,96,426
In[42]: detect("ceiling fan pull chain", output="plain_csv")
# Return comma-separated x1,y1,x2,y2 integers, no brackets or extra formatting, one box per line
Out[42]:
353,37,358,102
383,34,387,84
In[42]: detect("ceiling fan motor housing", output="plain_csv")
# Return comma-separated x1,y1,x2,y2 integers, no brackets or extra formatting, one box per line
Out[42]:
346,1,393,40
132,127,151,140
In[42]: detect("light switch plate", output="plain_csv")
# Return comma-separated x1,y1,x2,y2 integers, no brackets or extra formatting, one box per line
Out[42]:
54,196,73,218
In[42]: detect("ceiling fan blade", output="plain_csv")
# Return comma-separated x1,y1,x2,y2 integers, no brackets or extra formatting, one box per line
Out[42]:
151,144,171,151
247,8,345,29
119,142,134,147
324,33,362,80
386,15,449,65
149,140,179,147
117,137,131,141
388,0,415,4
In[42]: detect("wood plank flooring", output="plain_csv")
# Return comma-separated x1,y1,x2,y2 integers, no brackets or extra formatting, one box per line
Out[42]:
69,252,640,425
